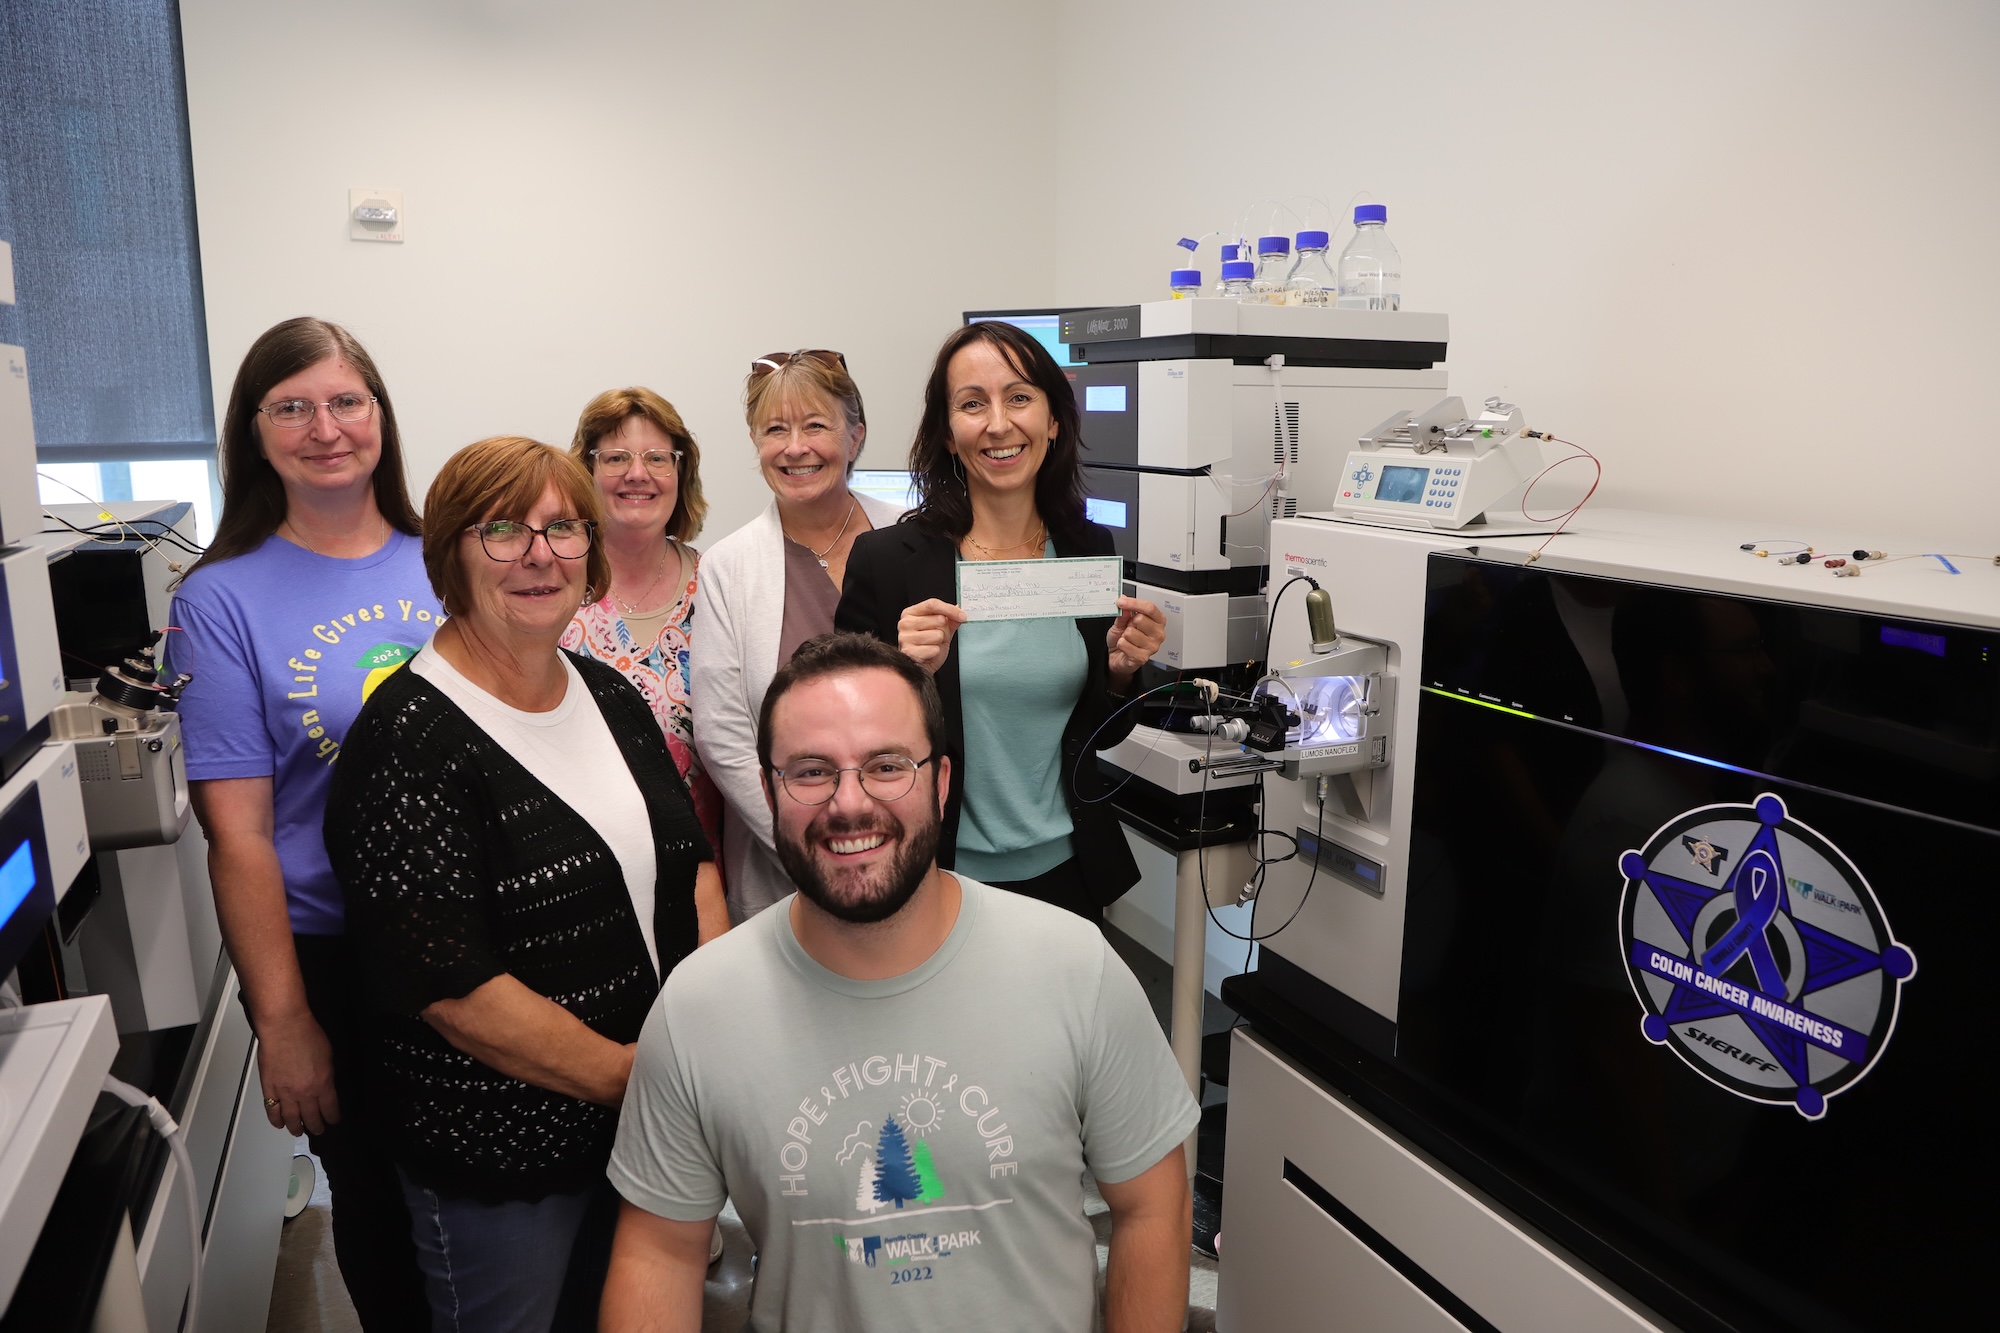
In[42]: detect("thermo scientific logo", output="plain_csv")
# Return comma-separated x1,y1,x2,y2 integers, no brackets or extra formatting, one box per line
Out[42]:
1617,793,1916,1119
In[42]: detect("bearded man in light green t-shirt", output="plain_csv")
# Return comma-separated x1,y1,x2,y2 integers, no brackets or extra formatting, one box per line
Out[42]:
603,632,1199,1332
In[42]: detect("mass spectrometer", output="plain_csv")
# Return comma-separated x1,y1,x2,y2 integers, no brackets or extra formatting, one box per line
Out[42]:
1215,507,1999,1333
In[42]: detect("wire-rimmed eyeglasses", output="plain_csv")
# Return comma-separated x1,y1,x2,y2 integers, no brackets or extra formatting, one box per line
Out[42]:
465,518,595,562
257,393,377,429
770,753,937,806
589,447,683,474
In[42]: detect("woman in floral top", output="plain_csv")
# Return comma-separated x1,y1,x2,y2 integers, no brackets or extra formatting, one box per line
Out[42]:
562,388,724,876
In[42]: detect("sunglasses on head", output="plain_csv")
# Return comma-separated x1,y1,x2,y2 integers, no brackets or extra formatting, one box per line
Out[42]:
750,348,848,377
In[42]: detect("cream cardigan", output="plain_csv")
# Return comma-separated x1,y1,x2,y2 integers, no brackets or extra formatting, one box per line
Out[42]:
691,493,906,921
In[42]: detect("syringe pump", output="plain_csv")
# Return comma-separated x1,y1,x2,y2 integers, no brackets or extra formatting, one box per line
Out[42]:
1331,395,1544,530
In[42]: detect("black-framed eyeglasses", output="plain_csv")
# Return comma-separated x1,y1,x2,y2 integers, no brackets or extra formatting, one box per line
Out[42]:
465,518,596,562
590,447,683,474
257,393,377,429
770,753,936,805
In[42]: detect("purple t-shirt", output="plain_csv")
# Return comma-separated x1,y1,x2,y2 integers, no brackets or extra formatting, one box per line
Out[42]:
170,530,444,934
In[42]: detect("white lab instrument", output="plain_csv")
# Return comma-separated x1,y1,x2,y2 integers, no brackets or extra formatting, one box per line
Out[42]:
1331,395,1545,529
49,646,191,851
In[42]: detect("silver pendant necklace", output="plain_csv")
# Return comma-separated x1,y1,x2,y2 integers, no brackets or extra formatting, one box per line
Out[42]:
789,498,858,569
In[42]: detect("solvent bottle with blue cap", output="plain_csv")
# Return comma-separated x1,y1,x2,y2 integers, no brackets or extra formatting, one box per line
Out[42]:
1285,230,1338,306
1217,259,1256,300
1336,204,1401,310
1210,243,1245,297
1169,268,1203,299
1248,234,1291,305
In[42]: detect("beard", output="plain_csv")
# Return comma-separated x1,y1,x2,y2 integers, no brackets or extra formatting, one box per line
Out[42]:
775,792,942,925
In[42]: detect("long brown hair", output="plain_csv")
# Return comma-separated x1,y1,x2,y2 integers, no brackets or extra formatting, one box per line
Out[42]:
904,321,1089,547
184,317,419,578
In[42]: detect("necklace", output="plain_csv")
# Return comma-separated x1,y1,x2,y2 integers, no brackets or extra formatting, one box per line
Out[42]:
786,498,858,570
283,513,387,557
964,526,1046,559
615,541,674,615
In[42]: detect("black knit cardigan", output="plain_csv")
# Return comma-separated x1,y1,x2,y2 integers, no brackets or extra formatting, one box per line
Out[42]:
325,651,706,1201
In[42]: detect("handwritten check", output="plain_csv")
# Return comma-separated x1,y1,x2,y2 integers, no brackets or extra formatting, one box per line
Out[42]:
956,556,1123,622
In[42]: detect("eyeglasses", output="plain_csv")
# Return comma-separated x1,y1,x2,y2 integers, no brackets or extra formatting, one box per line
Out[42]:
466,518,596,562
771,753,936,806
257,393,377,429
750,348,848,378
590,447,683,474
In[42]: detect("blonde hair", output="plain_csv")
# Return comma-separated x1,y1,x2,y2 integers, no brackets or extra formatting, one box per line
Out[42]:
569,386,707,542
743,352,867,473
422,436,609,618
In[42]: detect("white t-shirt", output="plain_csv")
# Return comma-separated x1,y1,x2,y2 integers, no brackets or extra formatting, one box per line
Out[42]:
410,644,660,971
610,877,1202,1332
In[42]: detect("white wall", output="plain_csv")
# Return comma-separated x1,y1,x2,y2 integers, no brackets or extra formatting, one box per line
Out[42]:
1051,0,2000,550
179,0,1059,542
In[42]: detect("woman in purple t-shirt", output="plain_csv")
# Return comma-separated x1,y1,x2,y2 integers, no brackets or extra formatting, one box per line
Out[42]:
171,318,437,1331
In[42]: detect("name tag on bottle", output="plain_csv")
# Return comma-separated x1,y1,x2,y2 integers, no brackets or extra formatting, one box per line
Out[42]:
956,556,1122,622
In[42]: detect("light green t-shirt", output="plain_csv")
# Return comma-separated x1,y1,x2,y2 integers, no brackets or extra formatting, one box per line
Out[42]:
608,878,1201,1333
954,605,1088,882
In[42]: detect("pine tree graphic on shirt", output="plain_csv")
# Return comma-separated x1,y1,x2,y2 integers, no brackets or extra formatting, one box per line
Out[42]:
873,1117,921,1209
853,1151,887,1215
911,1137,944,1204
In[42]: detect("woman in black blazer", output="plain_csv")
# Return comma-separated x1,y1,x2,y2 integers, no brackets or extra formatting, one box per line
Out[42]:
836,320,1165,921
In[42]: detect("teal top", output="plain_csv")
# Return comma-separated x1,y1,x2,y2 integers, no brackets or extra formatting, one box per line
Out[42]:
953,571,1088,883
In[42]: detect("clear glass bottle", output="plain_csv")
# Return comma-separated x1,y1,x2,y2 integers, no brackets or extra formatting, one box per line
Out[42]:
1248,234,1291,305
1336,204,1402,310
1285,229,1337,305
1217,260,1256,300
1210,243,1243,297
1169,268,1203,299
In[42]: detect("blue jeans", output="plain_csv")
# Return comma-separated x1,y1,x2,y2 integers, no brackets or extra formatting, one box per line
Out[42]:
396,1169,617,1333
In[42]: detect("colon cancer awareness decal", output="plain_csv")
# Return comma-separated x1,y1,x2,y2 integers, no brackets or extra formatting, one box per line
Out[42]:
1617,792,1917,1119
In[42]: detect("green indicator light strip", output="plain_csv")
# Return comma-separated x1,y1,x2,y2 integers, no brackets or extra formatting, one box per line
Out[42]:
1420,686,1534,719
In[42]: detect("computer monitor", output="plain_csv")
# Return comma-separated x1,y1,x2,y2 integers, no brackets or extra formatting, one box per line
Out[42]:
962,309,1087,368
850,469,920,512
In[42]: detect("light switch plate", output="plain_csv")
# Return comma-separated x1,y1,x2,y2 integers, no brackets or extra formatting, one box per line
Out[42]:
348,188,404,243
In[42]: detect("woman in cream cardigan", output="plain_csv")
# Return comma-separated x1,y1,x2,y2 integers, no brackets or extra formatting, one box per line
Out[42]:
693,349,905,921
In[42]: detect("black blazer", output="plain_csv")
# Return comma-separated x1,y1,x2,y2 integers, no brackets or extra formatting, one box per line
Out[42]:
836,519,1141,905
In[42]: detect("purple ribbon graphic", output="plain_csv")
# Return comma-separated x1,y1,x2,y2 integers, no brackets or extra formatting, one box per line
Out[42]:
1700,847,1787,996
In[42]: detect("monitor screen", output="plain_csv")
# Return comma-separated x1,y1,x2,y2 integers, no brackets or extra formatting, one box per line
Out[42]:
963,310,1085,368
1393,554,1997,1330
849,470,919,512
1084,496,1128,528
1374,464,1427,504
0,787,54,983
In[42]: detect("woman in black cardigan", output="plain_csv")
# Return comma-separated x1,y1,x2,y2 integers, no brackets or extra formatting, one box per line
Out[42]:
327,437,726,1333
836,321,1165,922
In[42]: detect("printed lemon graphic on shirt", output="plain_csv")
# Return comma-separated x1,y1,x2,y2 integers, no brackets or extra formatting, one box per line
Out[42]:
356,642,416,701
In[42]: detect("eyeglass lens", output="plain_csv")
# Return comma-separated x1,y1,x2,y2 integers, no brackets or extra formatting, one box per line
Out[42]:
263,394,374,428
780,755,922,804
476,519,593,561
593,448,680,473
